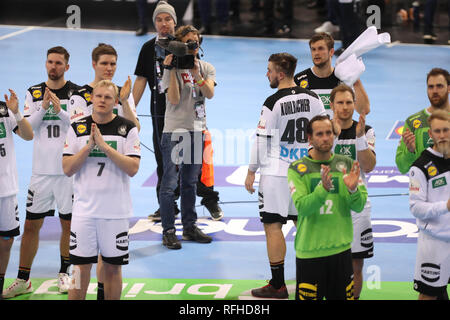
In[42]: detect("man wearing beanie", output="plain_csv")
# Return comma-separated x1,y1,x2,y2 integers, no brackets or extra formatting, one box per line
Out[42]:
132,2,224,223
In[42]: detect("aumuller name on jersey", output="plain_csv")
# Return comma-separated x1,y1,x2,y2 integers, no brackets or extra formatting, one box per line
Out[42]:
280,99,310,116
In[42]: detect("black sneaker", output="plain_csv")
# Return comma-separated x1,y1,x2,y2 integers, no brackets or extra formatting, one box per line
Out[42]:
251,283,288,299
182,226,212,243
162,229,181,249
204,202,224,221
148,204,180,221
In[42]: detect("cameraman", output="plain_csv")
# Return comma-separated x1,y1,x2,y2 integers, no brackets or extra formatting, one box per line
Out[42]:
160,25,216,250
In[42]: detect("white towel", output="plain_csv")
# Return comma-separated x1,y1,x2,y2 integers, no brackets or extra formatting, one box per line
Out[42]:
334,54,365,86
336,26,391,65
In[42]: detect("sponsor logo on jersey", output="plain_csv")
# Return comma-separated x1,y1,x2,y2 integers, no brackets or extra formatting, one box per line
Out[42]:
133,139,141,152
32,90,42,99
116,232,129,251
0,123,6,139
297,163,307,173
280,146,308,160
288,180,296,195
420,263,440,283
43,103,67,121
427,165,437,177
89,141,117,157
83,92,91,102
432,176,447,189
409,178,420,193
76,124,87,134
335,144,356,160
319,94,331,110
299,80,308,88
412,119,421,129
298,283,317,300
311,177,339,193
360,228,373,248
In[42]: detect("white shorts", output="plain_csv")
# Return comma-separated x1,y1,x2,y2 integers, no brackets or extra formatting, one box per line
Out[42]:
414,231,450,297
69,215,130,265
26,174,73,220
0,195,19,237
258,175,297,224
351,207,374,259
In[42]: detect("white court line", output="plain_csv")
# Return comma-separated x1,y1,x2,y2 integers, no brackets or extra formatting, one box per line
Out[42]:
0,26,36,41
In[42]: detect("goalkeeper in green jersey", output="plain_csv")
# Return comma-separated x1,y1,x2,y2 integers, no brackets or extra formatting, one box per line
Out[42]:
287,115,367,300
395,68,449,174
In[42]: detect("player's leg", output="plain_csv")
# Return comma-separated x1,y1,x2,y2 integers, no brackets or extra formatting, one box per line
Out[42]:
251,175,289,299
98,218,129,300
68,215,98,300
96,256,105,300
0,237,14,298
102,262,123,300
351,209,373,299
326,249,354,300
55,175,73,293
68,264,92,300
414,232,449,300
0,197,37,298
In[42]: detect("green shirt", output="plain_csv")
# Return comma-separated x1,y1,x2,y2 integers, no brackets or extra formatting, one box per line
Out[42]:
287,154,368,259
395,108,433,174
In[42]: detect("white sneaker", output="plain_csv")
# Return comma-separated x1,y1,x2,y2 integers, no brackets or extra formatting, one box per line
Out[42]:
57,273,71,293
314,21,340,34
2,278,33,299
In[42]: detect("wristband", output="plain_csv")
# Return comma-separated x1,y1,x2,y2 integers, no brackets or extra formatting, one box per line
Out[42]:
196,79,205,87
356,135,369,151
13,110,23,122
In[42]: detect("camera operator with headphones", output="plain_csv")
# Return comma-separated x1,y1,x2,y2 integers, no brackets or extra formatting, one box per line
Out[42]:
159,25,216,250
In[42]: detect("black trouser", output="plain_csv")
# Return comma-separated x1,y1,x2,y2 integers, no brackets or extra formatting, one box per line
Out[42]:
338,0,363,49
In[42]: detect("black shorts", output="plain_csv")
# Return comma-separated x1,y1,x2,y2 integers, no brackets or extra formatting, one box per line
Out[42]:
259,211,297,224
296,249,354,300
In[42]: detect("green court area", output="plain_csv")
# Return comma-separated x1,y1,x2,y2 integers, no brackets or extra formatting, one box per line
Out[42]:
3,278,438,300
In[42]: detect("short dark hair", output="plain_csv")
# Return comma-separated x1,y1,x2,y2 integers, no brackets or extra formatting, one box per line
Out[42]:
330,83,355,103
268,53,297,78
427,68,450,85
92,43,117,63
175,25,201,41
309,33,334,51
306,115,333,136
47,46,70,63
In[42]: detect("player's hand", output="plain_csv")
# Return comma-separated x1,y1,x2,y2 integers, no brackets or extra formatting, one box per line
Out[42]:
47,88,61,114
447,199,450,211
321,165,333,191
92,123,107,152
356,113,365,138
42,87,51,110
331,118,341,137
163,54,173,68
87,123,96,151
245,170,256,194
343,161,361,192
402,128,416,153
120,76,132,103
4,89,19,114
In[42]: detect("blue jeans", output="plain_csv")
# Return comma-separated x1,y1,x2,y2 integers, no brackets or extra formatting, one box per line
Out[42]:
159,131,203,233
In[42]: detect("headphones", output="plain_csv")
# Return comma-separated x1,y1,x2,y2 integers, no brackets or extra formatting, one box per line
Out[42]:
176,25,203,46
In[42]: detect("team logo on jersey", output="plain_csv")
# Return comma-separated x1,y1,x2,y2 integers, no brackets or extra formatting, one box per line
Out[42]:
32,90,42,99
297,163,307,173
427,165,437,177
0,123,6,138
336,161,347,173
299,80,308,88
84,92,91,102
0,105,7,116
118,124,127,136
412,119,421,129
76,124,87,134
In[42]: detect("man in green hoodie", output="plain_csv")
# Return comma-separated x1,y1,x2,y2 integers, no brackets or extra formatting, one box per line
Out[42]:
287,115,367,300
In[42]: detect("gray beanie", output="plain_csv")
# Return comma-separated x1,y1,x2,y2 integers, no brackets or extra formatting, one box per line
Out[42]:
152,1,177,25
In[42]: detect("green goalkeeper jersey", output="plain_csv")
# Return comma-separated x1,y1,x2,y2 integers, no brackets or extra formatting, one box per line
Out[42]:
395,108,433,174
287,154,368,259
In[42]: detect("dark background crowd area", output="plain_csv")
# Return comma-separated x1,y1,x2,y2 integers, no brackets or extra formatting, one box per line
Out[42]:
0,0,448,45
